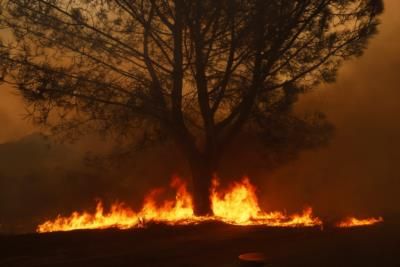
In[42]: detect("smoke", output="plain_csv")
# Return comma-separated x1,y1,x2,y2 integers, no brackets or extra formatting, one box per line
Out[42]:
254,0,400,219
0,87,34,143
0,133,189,233
1,0,400,233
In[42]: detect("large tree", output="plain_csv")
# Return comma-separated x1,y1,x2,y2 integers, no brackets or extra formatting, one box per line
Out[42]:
0,0,383,215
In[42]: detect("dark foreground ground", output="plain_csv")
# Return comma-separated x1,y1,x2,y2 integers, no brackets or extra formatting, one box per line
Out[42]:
1,219,399,267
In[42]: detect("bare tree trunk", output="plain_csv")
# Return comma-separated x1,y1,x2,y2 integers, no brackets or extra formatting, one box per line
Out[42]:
172,127,217,216
188,155,216,216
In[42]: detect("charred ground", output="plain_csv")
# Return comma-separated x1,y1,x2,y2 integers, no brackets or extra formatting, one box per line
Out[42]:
1,220,399,267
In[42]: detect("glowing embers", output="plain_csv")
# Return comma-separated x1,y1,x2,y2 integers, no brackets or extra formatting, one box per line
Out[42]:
210,177,322,227
336,216,383,228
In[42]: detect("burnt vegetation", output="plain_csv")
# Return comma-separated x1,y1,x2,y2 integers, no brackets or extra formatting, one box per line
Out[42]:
0,0,383,215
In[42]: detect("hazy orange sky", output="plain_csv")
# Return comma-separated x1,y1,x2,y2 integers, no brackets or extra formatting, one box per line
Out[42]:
1,0,400,232
260,0,400,217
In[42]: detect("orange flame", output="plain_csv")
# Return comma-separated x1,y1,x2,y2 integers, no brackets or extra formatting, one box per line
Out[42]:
37,177,200,233
37,176,381,233
336,216,383,228
210,177,322,227
37,202,139,233
138,177,196,223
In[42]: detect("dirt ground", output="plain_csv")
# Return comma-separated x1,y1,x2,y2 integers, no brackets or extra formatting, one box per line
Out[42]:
1,220,399,267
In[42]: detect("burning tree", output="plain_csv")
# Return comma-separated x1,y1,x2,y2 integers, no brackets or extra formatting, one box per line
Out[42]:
0,0,382,215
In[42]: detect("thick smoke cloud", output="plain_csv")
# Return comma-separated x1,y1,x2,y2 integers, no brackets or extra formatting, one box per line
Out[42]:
1,0,400,233
254,0,400,219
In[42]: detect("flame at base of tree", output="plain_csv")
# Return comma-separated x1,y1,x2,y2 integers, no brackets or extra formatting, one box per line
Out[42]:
336,216,384,228
210,178,322,227
36,177,380,233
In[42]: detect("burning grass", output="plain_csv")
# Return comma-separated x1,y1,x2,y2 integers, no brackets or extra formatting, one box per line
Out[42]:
37,176,381,233
336,216,384,228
